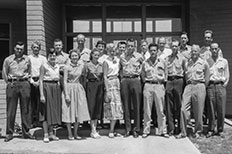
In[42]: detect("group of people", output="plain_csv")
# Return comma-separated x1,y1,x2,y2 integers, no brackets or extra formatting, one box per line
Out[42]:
2,30,229,143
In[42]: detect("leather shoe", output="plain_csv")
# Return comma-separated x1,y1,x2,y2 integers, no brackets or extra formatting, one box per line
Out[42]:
175,133,186,139
133,132,139,138
4,134,13,142
23,133,35,139
206,131,214,138
124,131,131,137
217,132,225,138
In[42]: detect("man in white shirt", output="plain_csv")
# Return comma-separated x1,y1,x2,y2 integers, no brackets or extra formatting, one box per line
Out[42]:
157,37,172,60
76,34,91,63
140,39,150,61
28,41,47,127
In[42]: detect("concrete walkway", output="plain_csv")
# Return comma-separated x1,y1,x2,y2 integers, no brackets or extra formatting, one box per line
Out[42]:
0,127,201,154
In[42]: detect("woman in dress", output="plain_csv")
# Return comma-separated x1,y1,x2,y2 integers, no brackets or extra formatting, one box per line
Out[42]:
103,43,123,138
62,49,90,140
85,48,104,138
39,48,61,143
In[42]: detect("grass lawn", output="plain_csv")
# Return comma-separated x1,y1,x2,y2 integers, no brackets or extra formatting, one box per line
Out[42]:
189,126,232,154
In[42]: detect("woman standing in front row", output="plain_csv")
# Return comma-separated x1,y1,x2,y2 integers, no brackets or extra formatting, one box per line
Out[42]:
103,43,123,138
62,49,90,140
39,48,61,143
85,48,104,138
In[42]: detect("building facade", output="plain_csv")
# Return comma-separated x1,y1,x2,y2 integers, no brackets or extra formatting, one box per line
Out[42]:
0,0,232,123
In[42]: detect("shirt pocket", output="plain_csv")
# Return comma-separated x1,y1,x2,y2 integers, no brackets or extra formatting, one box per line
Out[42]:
157,65,165,76
217,63,225,73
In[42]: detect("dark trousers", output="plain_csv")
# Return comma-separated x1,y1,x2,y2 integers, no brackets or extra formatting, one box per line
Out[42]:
121,78,141,132
207,84,226,133
166,78,184,133
6,81,31,135
30,83,40,124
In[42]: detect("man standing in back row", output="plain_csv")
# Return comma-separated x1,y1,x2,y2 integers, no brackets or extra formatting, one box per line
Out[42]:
206,43,229,138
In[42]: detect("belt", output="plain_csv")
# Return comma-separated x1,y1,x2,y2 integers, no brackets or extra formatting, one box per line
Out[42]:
43,80,58,83
145,81,161,84
186,80,205,85
107,76,118,80
123,75,139,79
209,81,224,85
32,77,39,82
168,76,183,81
8,78,28,82
88,78,102,82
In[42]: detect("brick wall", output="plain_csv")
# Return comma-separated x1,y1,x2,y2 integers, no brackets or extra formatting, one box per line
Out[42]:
189,0,232,115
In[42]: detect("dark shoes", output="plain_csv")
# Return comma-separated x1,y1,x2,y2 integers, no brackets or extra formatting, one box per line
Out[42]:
192,132,204,139
124,131,131,137
133,132,139,138
216,132,225,138
23,133,36,139
4,134,14,142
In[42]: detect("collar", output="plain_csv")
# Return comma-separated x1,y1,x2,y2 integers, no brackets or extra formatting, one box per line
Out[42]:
13,54,26,61
147,57,160,67
56,51,64,56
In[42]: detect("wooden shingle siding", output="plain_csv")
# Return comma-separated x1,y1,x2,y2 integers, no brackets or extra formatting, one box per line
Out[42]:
26,0,46,55
43,0,62,50
190,0,232,115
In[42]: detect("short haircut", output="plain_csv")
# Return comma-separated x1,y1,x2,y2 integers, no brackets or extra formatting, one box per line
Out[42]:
127,38,135,43
191,44,200,52
68,48,81,59
54,38,62,44
181,31,188,36
148,43,158,50
117,41,127,47
172,39,179,44
15,41,24,47
46,48,56,58
204,30,213,37
31,40,41,50
90,48,100,60
140,39,148,45
95,40,106,48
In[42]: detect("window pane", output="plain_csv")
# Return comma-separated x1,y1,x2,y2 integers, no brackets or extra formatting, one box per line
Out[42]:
172,18,182,32
93,21,102,32
146,21,153,32
155,20,172,32
113,21,132,32
73,20,90,32
107,21,111,32
0,24,9,38
134,21,141,32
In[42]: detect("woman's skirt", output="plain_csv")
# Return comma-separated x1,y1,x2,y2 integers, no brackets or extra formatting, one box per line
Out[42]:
62,82,90,123
104,78,123,120
39,82,62,125
86,81,104,120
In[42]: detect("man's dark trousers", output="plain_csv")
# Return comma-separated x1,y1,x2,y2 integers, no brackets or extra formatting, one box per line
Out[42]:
121,78,141,133
166,78,184,134
6,81,31,135
207,83,226,133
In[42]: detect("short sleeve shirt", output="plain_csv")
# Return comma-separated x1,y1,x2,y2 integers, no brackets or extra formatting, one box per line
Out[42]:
42,62,60,81
104,57,120,77
179,45,191,60
120,52,144,77
166,54,185,77
207,57,229,82
80,47,91,63
85,61,103,81
28,54,47,77
56,51,70,71
3,54,31,79
142,57,166,82
185,58,208,83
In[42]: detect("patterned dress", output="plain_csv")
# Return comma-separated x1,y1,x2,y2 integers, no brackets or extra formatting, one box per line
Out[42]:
103,57,123,120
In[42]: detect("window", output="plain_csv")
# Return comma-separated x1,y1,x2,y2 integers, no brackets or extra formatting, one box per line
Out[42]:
0,23,10,77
